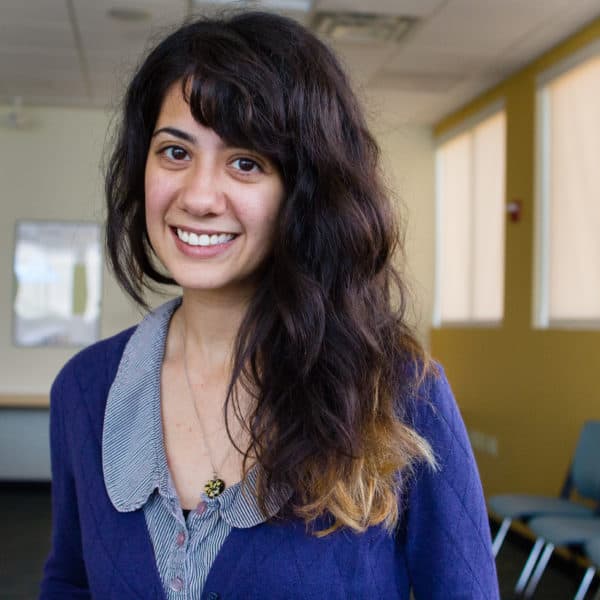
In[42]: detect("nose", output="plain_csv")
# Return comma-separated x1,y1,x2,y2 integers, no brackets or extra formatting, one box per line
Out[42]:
178,160,227,216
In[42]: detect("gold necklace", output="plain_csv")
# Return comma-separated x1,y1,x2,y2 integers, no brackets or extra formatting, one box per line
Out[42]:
182,329,229,500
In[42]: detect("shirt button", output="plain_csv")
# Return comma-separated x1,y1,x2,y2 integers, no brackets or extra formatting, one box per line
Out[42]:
206,593,220,600
176,531,186,546
170,577,184,592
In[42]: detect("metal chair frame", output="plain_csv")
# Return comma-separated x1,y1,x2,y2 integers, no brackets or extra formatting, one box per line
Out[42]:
492,421,600,596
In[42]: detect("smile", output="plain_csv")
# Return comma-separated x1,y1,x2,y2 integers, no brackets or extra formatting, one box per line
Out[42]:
176,228,237,247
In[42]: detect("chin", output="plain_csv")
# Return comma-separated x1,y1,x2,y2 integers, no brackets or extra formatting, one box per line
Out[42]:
175,275,253,296
177,278,231,292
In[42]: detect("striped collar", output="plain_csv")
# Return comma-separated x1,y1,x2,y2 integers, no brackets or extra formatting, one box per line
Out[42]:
102,296,287,529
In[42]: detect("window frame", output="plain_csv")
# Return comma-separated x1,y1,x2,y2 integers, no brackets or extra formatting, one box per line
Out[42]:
533,38,600,330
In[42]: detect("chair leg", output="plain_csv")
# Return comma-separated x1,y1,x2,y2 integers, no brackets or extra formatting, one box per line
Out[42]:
523,542,554,598
593,582,600,600
515,538,546,595
492,517,511,557
574,566,596,600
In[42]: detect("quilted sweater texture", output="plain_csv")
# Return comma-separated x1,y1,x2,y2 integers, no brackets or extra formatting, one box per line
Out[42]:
40,326,499,599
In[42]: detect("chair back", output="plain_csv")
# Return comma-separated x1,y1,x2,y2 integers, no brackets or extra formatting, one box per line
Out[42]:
572,420,600,501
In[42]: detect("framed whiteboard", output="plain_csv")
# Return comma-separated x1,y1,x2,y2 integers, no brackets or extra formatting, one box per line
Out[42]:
12,220,102,347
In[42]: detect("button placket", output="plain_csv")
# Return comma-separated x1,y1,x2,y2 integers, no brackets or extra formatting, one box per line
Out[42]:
169,576,184,592
176,530,186,547
168,511,188,597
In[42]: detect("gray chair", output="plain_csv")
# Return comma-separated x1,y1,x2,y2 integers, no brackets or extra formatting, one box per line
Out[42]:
517,516,600,598
489,420,600,558
574,537,600,600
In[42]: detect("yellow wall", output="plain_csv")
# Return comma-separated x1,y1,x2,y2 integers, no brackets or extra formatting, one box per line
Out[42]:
432,18,600,498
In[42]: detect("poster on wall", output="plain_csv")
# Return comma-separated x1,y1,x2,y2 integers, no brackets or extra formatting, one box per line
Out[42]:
12,220,102,347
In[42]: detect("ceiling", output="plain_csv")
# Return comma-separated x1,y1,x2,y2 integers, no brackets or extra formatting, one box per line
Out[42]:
1,0,599,126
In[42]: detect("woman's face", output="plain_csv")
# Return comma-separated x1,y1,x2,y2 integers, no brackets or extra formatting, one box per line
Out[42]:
144,83,285,296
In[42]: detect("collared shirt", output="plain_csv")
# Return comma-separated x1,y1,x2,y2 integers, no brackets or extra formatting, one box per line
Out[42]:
103,297,285,599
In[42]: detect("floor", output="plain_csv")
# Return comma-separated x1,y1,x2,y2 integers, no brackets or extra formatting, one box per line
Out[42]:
1,485,53,600
491,520,599,600
0,484,598,599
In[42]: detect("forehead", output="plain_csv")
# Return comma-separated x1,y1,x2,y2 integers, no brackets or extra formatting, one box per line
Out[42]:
155,83,191,126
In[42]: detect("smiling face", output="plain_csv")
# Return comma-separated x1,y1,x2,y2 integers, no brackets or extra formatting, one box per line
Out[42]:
144,83,285,296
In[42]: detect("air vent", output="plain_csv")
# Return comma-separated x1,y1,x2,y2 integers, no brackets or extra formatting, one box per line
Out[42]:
311,12,416,44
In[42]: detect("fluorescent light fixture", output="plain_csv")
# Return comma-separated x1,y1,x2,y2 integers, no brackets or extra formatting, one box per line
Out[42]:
312,12,415,43
107,7,152,22
191,0,312,12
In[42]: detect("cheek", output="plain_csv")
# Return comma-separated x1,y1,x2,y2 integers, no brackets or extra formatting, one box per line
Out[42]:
240,195,281,239
144,170,174,218
253,182,284,232
144,174,171,250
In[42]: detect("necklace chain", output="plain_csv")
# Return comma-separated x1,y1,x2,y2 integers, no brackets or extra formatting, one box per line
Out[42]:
181,328,228,499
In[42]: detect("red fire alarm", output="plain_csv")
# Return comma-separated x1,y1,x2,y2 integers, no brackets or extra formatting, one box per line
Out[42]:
507,199,522,223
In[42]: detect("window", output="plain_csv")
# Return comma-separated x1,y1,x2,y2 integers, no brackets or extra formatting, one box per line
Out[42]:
535,43,600,328
434,106,506,326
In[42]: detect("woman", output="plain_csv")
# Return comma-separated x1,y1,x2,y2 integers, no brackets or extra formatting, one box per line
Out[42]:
41,10,498,599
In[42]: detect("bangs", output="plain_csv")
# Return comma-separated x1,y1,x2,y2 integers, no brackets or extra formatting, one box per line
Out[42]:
180,54,290,169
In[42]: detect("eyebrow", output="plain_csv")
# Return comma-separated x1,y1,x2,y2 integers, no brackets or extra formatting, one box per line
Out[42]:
152,127,196,144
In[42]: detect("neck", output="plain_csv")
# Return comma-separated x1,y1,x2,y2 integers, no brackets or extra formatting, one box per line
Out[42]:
173,287,252,373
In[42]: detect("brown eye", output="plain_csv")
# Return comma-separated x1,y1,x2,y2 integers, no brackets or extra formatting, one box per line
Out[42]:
232,158,261,173
163,146,190,161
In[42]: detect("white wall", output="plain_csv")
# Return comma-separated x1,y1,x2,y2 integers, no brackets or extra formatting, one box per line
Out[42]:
0,105,144,396
0,105,435,398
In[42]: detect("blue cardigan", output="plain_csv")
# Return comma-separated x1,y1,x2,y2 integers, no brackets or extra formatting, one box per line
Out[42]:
40,326,499,599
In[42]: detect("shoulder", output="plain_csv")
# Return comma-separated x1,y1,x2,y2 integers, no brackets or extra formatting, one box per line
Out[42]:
399,363,499,598
407,363,471,458
50,296,180,420
402,362,480,498
51,325,137,412
402,364,498,600
48,325,140,472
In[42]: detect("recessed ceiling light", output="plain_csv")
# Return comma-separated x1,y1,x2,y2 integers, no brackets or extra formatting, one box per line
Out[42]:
107,7,152,22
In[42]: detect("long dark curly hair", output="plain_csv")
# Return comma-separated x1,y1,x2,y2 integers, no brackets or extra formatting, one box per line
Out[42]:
105,10,435,534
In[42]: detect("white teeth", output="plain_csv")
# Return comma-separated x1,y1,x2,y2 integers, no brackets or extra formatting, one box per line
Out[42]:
176,228,235,247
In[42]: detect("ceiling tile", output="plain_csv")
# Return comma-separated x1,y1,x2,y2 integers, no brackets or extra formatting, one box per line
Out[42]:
0,50,80,74
315,0,445,18
502,2,600,69
370,71,464,94
329,41,393,85
0,0,70,26
0,23,75,53
409,0,573,55
74,0,189,30
1,0,599,124
0,76,87,100
383,47,495,78
75,0,189,99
